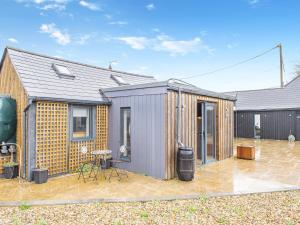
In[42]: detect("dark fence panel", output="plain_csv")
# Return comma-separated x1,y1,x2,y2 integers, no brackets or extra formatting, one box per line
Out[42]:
234,111,254,138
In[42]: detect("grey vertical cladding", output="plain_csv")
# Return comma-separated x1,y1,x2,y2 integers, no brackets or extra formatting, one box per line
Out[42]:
27,103,36,181
235,110,299,140
108,93,166,179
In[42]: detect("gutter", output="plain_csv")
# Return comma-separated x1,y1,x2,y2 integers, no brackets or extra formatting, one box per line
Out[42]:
29,96,111,105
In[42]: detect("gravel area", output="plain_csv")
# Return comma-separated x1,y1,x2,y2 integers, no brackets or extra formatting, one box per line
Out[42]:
0,191,299,225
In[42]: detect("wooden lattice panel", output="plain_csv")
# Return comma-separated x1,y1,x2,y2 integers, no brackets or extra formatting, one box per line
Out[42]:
69,140,95,172
96,105,108,149
36,102,68,175
0,156,11,174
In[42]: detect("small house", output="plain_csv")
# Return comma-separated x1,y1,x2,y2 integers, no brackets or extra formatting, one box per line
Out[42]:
0,47,235,180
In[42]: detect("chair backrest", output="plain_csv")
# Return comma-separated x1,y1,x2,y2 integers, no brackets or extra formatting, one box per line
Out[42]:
81,146,88,154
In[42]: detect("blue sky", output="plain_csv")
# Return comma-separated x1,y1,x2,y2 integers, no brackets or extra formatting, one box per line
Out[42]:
0,0,300,92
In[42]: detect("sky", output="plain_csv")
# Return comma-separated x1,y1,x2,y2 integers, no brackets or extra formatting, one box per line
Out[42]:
0,0,300,92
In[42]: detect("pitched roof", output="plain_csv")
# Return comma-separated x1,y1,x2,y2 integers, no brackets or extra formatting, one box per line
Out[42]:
103,79,236,101
2,47,156,103
226,75,300,110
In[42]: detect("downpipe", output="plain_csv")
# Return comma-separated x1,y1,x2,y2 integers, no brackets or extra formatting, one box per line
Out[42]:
176,87,185,148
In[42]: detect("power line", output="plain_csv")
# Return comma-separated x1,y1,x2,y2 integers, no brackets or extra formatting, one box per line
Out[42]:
179,45,279,80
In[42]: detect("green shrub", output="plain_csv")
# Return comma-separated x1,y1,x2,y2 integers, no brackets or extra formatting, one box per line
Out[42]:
3,162,18,167
198,194,209,203
12,217,22,225
140,211,149,218
187,205,197,214
35,218,47,225
19,202,31,211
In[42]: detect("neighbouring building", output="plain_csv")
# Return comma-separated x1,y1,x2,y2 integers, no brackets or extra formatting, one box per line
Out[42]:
227,75,300,140
0,47,235,180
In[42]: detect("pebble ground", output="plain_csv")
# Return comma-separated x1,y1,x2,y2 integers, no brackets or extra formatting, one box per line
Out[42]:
0,190,299,225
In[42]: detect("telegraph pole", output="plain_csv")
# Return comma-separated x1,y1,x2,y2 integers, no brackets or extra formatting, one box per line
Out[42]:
277,43,284,88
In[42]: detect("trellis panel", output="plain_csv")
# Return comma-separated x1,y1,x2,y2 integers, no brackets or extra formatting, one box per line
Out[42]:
69,105,108,172
96,105,108,149
36,102,68,175
69,140,95,172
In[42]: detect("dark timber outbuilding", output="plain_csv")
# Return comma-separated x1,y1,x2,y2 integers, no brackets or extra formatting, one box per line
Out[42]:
228,75,300,140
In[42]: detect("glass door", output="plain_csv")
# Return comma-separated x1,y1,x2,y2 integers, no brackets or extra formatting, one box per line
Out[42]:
254,114,261,139
205,103,216,163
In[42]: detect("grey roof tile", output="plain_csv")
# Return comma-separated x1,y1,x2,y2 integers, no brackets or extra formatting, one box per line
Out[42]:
226,76,300,110
6,47,156,103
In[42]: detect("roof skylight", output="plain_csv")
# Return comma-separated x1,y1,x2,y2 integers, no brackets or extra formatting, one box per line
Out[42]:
52,64,75,79
111,74,129,86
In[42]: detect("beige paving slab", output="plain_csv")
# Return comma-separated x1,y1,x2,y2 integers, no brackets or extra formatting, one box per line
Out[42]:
0,138,299,203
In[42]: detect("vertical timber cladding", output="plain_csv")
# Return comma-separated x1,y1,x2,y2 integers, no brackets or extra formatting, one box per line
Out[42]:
69,105,108,172
36,102,68,175
165,91,234,179
0,54,28,174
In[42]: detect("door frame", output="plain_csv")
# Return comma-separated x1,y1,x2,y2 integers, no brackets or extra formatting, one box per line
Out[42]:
254,113,261,139
198,102,217,165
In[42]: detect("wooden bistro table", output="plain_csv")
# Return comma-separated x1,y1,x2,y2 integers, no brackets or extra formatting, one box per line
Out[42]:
91,149,112,179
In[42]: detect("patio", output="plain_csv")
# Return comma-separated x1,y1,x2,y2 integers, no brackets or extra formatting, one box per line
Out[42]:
0,138,299,204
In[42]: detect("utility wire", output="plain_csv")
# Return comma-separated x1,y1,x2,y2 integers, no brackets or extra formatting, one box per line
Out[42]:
179,45,279,80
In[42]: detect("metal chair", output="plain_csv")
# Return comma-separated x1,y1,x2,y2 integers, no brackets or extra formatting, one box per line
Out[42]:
107,145,129,181
77,146,98,182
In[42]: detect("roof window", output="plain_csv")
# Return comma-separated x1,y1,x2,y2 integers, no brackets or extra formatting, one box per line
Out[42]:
52,64,75,79
111,74,129,86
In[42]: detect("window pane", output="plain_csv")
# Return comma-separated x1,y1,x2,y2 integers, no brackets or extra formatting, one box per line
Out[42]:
73,107,90,138
120,108,131,159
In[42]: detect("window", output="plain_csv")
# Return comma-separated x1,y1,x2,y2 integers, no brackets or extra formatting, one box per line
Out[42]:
72,106,91,139
52,64,75,79
120,107,131,160
111,74,129,86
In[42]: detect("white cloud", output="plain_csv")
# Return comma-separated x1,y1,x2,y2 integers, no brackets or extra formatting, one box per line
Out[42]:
200,30,208,37
76,34,91,45
40,23,70,45
8,38,19,44
109,21,128,26
79,0,100,11
226,43,239,49
40,3,65,10
116,37,149,50
248,0,259,5
152,28,160,33
16,0,70,11
116,34,211,56
226,44,233,49
155,37,202,55
146,3,155,11
104,14,112,20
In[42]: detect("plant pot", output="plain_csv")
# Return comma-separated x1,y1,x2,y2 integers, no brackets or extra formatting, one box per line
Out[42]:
3,165,18,179
100,159,111,169
33,168,48,184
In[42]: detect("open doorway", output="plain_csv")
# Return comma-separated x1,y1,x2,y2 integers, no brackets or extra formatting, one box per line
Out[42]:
254,114,261,139
197,102,217,165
